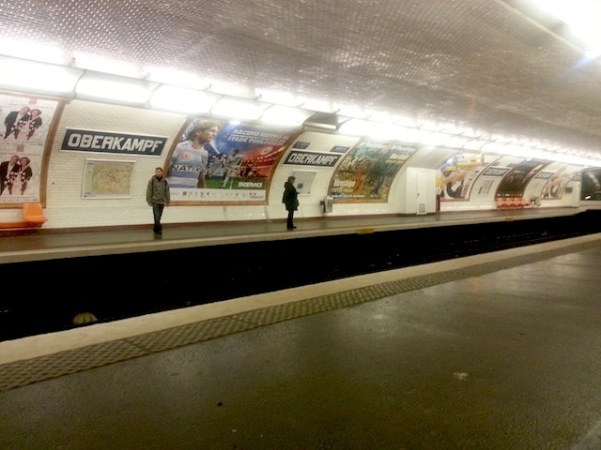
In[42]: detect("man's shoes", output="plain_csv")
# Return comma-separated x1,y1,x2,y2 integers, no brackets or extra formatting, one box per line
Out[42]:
287,226,297,230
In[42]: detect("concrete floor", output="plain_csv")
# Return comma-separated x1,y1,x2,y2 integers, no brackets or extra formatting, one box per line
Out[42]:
1,234,601,449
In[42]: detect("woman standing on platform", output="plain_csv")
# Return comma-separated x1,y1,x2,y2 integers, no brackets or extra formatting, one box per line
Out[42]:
282,175,299,230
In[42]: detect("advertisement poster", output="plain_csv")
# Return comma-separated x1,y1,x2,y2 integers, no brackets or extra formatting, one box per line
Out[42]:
537,165,580,200
328,141,417,202
580,169,601,200
495,159,548,199
438,152,493,201
0,94,60,205
166,118,298,204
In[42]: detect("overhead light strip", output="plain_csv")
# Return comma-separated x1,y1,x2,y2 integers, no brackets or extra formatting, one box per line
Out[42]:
0,54,600,166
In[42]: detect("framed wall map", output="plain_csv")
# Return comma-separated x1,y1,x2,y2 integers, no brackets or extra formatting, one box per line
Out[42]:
82,159,135,199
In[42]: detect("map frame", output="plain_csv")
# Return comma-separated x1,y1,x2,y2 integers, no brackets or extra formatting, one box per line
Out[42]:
82,159,135,199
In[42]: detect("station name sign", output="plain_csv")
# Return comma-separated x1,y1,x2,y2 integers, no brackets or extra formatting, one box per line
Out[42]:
61,129,168,156
283,150,341,167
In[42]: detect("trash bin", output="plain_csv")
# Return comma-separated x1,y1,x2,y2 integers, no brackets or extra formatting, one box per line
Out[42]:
321,196,333,213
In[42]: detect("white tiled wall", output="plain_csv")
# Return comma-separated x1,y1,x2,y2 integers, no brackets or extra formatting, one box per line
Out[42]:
45,100,185,228
0,98,583,229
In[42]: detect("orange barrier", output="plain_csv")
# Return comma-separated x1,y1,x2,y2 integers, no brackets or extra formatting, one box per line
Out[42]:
0,203,46,229
496,197,530,209
23,203,46,226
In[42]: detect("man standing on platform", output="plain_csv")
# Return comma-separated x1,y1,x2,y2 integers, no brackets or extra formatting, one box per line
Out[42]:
146,167,170,235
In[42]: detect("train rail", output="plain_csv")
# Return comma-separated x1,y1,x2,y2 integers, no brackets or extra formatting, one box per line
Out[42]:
2,210,601,341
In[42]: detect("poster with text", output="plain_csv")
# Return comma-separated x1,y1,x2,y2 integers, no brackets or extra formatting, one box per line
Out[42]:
166,118,298,204
495,159,548,199
438,152,493,201
327,141,417,202
580,169,601,200
0,94,60,205
536,164,580,200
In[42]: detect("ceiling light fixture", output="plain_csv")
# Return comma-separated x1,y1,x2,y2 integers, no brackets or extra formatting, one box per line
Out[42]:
150,85,220,114
75,72,155,106
0,55,82,96
210,97,268,121
261,105,313,127
303,111,341,131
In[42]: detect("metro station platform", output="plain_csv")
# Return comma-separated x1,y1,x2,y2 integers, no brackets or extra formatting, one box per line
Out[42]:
1,221,601,449
0,206,585,264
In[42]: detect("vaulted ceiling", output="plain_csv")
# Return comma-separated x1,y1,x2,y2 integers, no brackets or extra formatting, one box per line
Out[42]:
1,0,601,154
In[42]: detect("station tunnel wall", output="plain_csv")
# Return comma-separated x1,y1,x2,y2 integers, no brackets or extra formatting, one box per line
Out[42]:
0,91,597,231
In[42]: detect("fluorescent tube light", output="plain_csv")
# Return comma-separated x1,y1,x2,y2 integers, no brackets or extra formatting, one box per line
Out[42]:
208,80,255,99
0,40,68,65
150,85,219,114
0,56,82,96
75,72,154,105
419,132,447,147
256,89,300,107
304,112,341,131
145,67,209,90
335,104,369,119
210,97,268,121
298,97,335,113
261,105,312,126
73,52,145,78
444,135,470,149
339,119,406,138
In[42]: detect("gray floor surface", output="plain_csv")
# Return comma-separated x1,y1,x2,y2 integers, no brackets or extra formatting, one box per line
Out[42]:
1,236,601,449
